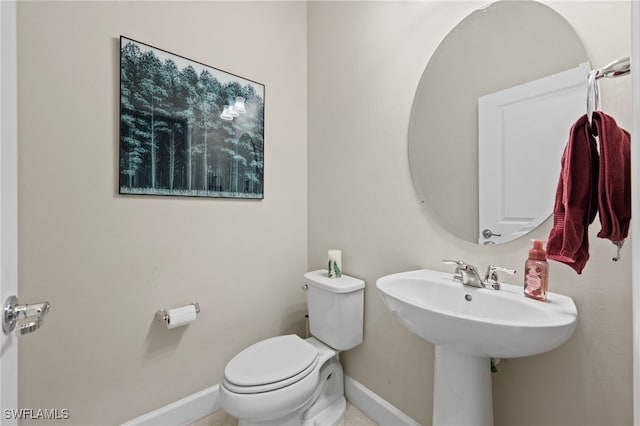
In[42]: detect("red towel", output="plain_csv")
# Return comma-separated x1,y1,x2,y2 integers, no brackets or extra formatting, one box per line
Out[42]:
547,114,599,274
593,111,631,245
547,112,631,274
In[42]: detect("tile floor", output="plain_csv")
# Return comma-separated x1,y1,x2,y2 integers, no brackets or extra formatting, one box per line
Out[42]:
189,402,377,426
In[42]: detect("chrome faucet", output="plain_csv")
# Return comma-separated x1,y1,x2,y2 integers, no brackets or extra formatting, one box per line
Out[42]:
443,260,484,288
442,260,516,290
483,265,516,290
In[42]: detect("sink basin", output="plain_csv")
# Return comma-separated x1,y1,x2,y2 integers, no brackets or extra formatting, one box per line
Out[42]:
376,269,577,358
376,268,578,426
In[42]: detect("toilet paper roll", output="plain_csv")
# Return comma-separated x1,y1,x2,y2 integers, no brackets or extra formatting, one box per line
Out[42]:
166,305,197,329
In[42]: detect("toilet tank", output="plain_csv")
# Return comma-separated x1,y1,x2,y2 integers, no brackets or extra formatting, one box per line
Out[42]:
304,270,365,351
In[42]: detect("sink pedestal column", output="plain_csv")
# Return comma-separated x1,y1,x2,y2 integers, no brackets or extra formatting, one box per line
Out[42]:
433,345,493,426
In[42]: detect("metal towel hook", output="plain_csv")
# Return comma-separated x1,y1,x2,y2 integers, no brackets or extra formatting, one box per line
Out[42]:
586,69,599,129
586,56,631,130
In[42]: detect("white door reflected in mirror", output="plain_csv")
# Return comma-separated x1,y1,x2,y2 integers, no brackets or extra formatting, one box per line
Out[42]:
478,62,590,244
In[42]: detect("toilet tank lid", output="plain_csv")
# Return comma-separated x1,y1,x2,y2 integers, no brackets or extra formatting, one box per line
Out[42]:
304,270,365,293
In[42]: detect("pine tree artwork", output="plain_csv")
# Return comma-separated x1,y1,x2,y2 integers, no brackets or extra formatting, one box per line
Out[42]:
119,36,265,198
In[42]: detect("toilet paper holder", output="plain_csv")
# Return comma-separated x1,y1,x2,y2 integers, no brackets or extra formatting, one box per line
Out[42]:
155,302,200,324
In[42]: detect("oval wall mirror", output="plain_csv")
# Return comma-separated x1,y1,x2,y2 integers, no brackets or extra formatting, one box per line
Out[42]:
408,1,589,245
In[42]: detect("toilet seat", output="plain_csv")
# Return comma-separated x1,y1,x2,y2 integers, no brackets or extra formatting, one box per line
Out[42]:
223,335,319,394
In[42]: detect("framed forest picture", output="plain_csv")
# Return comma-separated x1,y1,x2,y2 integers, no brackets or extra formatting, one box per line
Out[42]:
119,36,265,198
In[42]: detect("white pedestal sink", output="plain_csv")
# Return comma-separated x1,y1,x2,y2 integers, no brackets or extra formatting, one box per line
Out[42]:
376,269,577,426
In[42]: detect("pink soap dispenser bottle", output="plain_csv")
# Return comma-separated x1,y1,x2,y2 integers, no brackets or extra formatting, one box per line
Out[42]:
524,239,548,301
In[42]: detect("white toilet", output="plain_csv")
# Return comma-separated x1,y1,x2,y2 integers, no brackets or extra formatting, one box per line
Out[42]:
220,270,365,426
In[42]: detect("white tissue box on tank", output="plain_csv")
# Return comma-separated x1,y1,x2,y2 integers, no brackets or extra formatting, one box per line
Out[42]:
304,270,365,351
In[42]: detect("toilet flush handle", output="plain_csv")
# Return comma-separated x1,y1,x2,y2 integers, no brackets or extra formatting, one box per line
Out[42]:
302,284,309,291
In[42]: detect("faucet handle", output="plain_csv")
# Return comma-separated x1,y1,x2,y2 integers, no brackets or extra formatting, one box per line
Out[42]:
484,265,516,290
443,259,480,284
443,260,478,272
443,259,464,281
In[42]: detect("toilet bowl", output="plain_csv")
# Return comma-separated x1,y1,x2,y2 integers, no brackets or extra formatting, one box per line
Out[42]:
220,270,365,426
220,335,345,426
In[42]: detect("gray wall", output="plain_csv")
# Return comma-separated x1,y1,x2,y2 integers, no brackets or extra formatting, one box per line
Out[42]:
17,2,307,424
15,1,634,425
308,1,632,425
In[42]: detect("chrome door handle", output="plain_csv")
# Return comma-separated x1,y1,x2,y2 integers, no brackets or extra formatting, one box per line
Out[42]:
3,295,50,335
482,229,502,239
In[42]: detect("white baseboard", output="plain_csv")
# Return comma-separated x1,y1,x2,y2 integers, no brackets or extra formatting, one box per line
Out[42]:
122,376,419,426
121,384,221,426
344,376,420,426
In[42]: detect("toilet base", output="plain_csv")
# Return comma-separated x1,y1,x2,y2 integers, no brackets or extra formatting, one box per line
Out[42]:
302,355,345,426
302,395,346,426
237,343,347,426
237,389,346,426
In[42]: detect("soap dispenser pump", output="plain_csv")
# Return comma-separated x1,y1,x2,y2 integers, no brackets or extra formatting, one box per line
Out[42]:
524,239,548,301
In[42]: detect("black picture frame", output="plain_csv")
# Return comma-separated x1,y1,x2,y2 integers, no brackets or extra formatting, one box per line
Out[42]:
119,36,265,199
